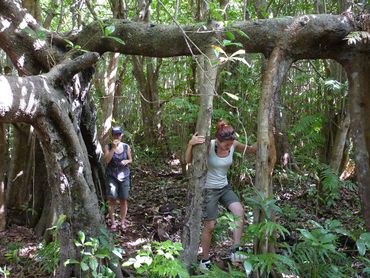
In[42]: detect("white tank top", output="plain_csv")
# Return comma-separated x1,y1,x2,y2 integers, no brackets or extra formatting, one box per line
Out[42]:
205,139,234,189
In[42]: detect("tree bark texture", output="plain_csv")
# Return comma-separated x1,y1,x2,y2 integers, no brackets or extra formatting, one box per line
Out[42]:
344,53,370,231
71,15,361,59
181,49,218,270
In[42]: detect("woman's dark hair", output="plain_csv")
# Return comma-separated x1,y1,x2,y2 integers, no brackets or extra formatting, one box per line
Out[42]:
215,120,235,141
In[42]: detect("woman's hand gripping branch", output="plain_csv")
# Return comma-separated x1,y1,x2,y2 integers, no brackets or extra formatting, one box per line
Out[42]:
185,132,205,164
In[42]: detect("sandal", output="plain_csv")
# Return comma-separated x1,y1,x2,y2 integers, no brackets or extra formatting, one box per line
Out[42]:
120,221,127,230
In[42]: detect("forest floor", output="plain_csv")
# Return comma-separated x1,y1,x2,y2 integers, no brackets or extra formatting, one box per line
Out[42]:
0,163,237,277
0,161,364,277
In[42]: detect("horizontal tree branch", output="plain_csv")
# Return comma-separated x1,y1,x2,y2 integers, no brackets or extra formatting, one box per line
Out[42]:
1,0,369,74
46,52,100,84
69,14,367,60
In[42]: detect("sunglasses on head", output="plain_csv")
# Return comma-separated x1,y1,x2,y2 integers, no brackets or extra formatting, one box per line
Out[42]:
219,130,235,140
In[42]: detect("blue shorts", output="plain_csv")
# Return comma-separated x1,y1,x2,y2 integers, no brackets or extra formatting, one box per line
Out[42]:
106,177,130,200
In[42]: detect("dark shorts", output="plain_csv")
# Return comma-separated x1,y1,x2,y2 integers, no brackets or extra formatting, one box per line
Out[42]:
203,185,240,220
106,176,130,200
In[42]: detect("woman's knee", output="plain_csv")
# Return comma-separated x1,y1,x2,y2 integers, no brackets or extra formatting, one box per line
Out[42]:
228,202,244,217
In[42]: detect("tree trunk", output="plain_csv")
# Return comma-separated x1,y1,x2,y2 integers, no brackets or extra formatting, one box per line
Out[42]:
29,140,49,229
132,56,162,146
6,124,34,226
113,58,128,122
81,98,107,203
4,0,55,231
22,0,42,22
0,124,8,231
329,111,350,174
100,52,120,146
344,53,370,231
0,53,105,276
181,49,218,270
254,47,291,270
274,90,291,167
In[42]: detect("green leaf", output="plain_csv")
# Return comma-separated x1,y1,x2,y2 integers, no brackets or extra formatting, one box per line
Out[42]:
81,262,89,271
360,232,370,243
222,40,243,48
55,215,66,229
104,25,115,36
95,252,108,259
225,31,235,40
64,258,79,266
222,39,232,46
236,29,250,39
89,258,99,271
164,253,174,260
243,260,253,275
84,242,94,247
78,231,85,244
357,241,366,256
107,36,125,45
64,39,75,48
112,248,124,259
299,229,316,241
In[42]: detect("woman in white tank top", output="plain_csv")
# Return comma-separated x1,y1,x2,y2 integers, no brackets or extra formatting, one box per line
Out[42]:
185,120,256,270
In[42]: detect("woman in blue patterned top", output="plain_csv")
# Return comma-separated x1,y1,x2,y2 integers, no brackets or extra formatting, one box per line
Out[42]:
104,126,132,230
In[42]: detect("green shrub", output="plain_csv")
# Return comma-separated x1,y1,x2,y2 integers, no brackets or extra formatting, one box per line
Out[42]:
319,164,357,207
123,240,189,277
65,229,124,278
288,220,349,278
35,214,65,275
